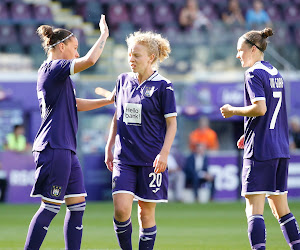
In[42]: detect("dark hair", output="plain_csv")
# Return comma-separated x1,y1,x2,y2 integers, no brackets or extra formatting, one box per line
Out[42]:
243,27,274,52
37,25,73,52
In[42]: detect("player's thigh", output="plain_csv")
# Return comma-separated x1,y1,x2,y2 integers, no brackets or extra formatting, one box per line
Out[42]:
113,193,134,220
268,193,290,219
245,194,266,217
65,196,86,206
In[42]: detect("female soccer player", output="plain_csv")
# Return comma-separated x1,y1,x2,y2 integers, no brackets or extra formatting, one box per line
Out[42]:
105,31,177,250
24,15,112,250
220,28,300,250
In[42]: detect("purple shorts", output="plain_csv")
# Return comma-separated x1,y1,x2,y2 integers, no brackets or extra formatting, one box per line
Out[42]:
241,157,289,197
31,145,87,203
112,163,168,203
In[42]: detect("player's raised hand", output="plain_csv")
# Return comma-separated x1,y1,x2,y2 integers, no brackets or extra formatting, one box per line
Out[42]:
220,104,234,118
99,14,109,36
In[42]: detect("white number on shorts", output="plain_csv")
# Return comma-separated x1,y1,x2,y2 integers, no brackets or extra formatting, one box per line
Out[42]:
149,173,162,188
269,91,282,130
37,91,46,119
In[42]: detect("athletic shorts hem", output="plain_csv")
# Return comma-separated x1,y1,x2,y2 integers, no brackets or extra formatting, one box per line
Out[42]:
134,195,168,203
112,190,135,197
64,193,87,199
30,194,65,204
241,191,288,197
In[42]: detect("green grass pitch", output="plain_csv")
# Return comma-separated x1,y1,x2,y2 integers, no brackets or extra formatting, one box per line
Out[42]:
1,200,300,249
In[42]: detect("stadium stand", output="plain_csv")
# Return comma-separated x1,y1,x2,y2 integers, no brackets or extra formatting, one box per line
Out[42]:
0,0,299,74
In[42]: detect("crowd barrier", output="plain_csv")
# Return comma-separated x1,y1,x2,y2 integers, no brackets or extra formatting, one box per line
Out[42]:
1,151,300,203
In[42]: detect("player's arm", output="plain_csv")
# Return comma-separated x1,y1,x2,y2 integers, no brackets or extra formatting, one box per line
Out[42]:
153,116,177,174
220,99,266,118
105,111,117,172
73,15,109,74
76,88,115,111
76,98,113,111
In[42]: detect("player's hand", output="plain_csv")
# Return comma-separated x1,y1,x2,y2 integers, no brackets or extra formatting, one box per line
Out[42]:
153,152,168,174
237,135,245,149
105,147,114,172
220,104,234,118
99,14,109,36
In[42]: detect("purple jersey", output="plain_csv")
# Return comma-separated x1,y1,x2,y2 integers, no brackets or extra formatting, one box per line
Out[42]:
32,59,78,153
114,71,177,166
243,61,289,160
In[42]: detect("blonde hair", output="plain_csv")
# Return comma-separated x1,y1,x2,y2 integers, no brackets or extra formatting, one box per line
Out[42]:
126,31,171,69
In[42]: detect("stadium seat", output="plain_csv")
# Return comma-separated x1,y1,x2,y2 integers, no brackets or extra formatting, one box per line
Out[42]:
266,5,283,22
283,5,300,25
19,24,40,47
201,3,219,20
79,1,104,25
0,24,17,46
131,4,154,31
107,3,129,28
0,3,10,24
152,4,175,27
10,2,33,24
33,4,53,23
294,26,300,46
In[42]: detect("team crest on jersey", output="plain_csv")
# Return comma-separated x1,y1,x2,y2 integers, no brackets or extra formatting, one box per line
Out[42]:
51,185,62,197
143,86,155,97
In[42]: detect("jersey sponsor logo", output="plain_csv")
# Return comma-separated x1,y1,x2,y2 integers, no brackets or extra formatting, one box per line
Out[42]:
51,185,62,197
123,103,142,125
144,86,155,97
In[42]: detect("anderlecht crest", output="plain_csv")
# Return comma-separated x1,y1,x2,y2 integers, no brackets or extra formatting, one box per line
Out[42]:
51,185,62,197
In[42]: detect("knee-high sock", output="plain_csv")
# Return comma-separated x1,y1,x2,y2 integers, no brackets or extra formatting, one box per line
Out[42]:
278,213,300,250
24,201,60,250
64,201,86,250
248,214,266,250
139,225,157,250
113,217,132,250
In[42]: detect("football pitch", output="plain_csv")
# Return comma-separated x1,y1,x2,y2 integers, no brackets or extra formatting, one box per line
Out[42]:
1,201,300,250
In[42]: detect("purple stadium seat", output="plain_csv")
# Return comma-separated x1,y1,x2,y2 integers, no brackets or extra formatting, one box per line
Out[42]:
266,5,282,22
33,4,53,23
131,4,154,31
19,24,40,46
107,3,129,27
153,4,175,26
201,4,219,20
0,24,17,46
10,2,32,24
0,3,9,23
270,24,292,46
283,5,300,25
294,26,300,46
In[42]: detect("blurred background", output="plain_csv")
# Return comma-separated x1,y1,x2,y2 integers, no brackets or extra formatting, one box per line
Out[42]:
0,0,300,204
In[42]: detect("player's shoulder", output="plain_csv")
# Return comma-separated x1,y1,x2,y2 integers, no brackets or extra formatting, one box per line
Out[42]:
247,61,278,77
117,72,136,82
150,72,172,85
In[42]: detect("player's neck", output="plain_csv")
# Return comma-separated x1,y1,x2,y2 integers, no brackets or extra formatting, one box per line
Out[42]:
137,68,154,84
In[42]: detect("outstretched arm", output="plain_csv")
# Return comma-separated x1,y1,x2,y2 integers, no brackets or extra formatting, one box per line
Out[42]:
74,15,109,73
220,100,266,118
